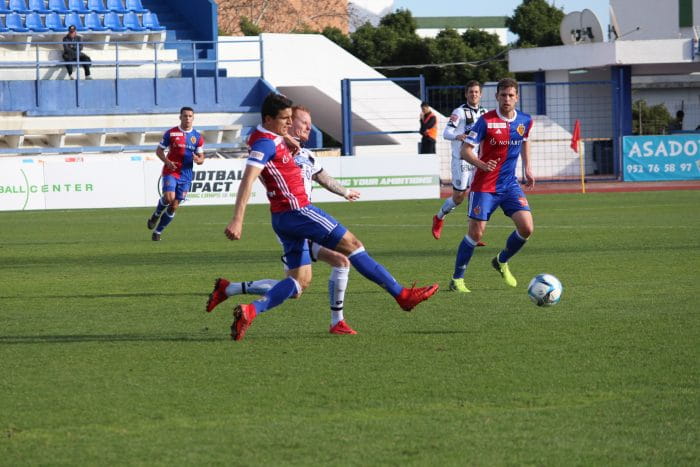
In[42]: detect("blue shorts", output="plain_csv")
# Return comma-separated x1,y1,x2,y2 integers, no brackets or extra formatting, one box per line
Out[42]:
271,205,347,270
162,175,192,201
468,186,531,221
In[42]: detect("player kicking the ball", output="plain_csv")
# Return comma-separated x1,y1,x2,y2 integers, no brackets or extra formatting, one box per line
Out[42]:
450,78,535,293
211,93,438,341
207,105,360,335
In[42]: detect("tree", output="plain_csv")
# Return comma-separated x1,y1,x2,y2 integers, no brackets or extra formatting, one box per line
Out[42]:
632,100,672,135
239,17,261,36
505,0,564,48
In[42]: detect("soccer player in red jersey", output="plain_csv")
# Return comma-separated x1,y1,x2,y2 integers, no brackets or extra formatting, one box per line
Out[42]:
449,78,535,293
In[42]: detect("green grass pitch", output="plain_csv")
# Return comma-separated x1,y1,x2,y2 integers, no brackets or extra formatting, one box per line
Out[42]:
1,191,698,465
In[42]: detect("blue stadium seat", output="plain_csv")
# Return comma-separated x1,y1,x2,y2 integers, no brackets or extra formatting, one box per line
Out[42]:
84,10,108,30
65,11,87,31
68,0,89,13
6,12,30,31
125,0,145,13
0,16,9,32
25,11,50,31
29,0,51,13
142,11,164,31
45,11,68,31
123,11,145,31
9,0,32,14
48,0,68,13
0,1,11,14
86,0,107,13
106,0,126,13
103,11,126,31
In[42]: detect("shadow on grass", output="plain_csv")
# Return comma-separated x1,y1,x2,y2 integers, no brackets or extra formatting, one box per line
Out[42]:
0,292,204,300
0,333,224,345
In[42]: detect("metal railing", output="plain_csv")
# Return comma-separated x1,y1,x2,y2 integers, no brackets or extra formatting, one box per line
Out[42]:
0,37,264,108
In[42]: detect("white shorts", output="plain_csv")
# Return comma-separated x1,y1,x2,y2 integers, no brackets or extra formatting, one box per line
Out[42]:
451,156,474,192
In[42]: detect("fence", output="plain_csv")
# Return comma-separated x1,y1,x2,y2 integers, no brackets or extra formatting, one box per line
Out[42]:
0,38,263,109
427,80,618,182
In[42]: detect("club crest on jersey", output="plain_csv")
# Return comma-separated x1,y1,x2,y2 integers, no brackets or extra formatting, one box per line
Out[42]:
190,136,197,144
518,197,529,207
516,124,526,136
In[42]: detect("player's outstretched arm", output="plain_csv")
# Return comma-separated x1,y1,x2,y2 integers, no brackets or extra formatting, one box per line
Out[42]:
225,165,262,240
461,143,497,172
313,170,359,201
193,152,205,165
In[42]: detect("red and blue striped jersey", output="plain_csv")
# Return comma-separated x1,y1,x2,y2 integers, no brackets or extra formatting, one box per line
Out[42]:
247,125,310,213
159,126,204,180
465,109,533,193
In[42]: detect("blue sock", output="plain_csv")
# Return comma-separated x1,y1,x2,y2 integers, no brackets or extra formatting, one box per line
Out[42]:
153,197,167,218
155,208,175,233
453,235,476,279
251,277,299,313
498,230,527,263
348,248,403,297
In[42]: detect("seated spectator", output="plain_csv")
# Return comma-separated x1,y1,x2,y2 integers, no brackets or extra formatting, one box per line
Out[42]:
62,25,92,80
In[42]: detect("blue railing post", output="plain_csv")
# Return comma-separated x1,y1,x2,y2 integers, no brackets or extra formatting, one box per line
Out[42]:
153,42,159,106
191,41,197,104
214,41,220,104
115,42,120,107
34,44,39,108
340,78,353,156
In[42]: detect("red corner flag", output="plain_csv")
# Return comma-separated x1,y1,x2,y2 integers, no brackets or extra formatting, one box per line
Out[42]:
570,119,581,153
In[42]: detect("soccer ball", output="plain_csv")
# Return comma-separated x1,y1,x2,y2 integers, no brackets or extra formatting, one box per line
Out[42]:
527,274,563,307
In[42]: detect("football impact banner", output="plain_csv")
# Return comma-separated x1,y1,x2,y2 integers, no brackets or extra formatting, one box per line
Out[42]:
622,134,700,182
0,154,440,211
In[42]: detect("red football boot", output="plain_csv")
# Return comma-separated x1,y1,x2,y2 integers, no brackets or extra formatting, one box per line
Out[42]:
206,278,230,312
395,283,439,311
230,303,257,341
431,215,444,240
329,320,357,335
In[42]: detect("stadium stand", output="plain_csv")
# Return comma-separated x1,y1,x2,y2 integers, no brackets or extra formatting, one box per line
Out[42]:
68,0,90,14
29,0,52,14
48,0,69,14
9,0,31,14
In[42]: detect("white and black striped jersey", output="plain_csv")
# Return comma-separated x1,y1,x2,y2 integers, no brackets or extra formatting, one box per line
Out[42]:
443,103,488,159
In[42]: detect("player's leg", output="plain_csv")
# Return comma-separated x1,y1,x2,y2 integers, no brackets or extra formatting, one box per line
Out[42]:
451,192,493,292
154,179,189,239
316,244,355,334
206,278,278,312
230,237,311,341
148,176,174,230
492,191,532,287
433,158,469,239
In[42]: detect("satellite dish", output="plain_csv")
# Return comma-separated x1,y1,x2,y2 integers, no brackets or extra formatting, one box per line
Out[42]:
581,9,604,42
560,9,605,45
559,12,580,45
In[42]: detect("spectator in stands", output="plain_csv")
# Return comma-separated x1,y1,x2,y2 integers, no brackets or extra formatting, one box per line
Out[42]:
147,107,205,241
667,110,684,133
62,25,92,80
419,101,437,154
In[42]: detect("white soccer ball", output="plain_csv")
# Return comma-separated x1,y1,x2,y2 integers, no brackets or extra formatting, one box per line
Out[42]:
527,274,563,307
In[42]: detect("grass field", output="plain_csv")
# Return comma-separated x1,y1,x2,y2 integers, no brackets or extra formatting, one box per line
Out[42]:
1,191,698,465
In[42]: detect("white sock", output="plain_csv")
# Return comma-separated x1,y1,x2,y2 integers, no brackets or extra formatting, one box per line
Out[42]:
329,267,349,326
225,279,278,296
437,197,457,219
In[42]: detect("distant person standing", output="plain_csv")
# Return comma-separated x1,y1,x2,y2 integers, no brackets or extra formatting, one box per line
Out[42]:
667,110,684,133
432,80,487,242
147,107,205,241
62,25,92,80
419,102,437,154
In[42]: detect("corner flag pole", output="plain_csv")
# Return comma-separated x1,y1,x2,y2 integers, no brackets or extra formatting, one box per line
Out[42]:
571,120,585,193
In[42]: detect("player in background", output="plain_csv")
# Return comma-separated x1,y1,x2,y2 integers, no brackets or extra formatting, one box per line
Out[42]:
217,93,438,341
207,105,361,335
147,107,204,241
449,77,534,293
432,81,487,243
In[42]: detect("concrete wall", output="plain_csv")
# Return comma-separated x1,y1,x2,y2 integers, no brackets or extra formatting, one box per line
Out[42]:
610,0,700,40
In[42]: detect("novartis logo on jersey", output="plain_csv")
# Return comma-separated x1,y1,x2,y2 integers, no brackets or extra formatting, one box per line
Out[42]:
488,138,523,146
